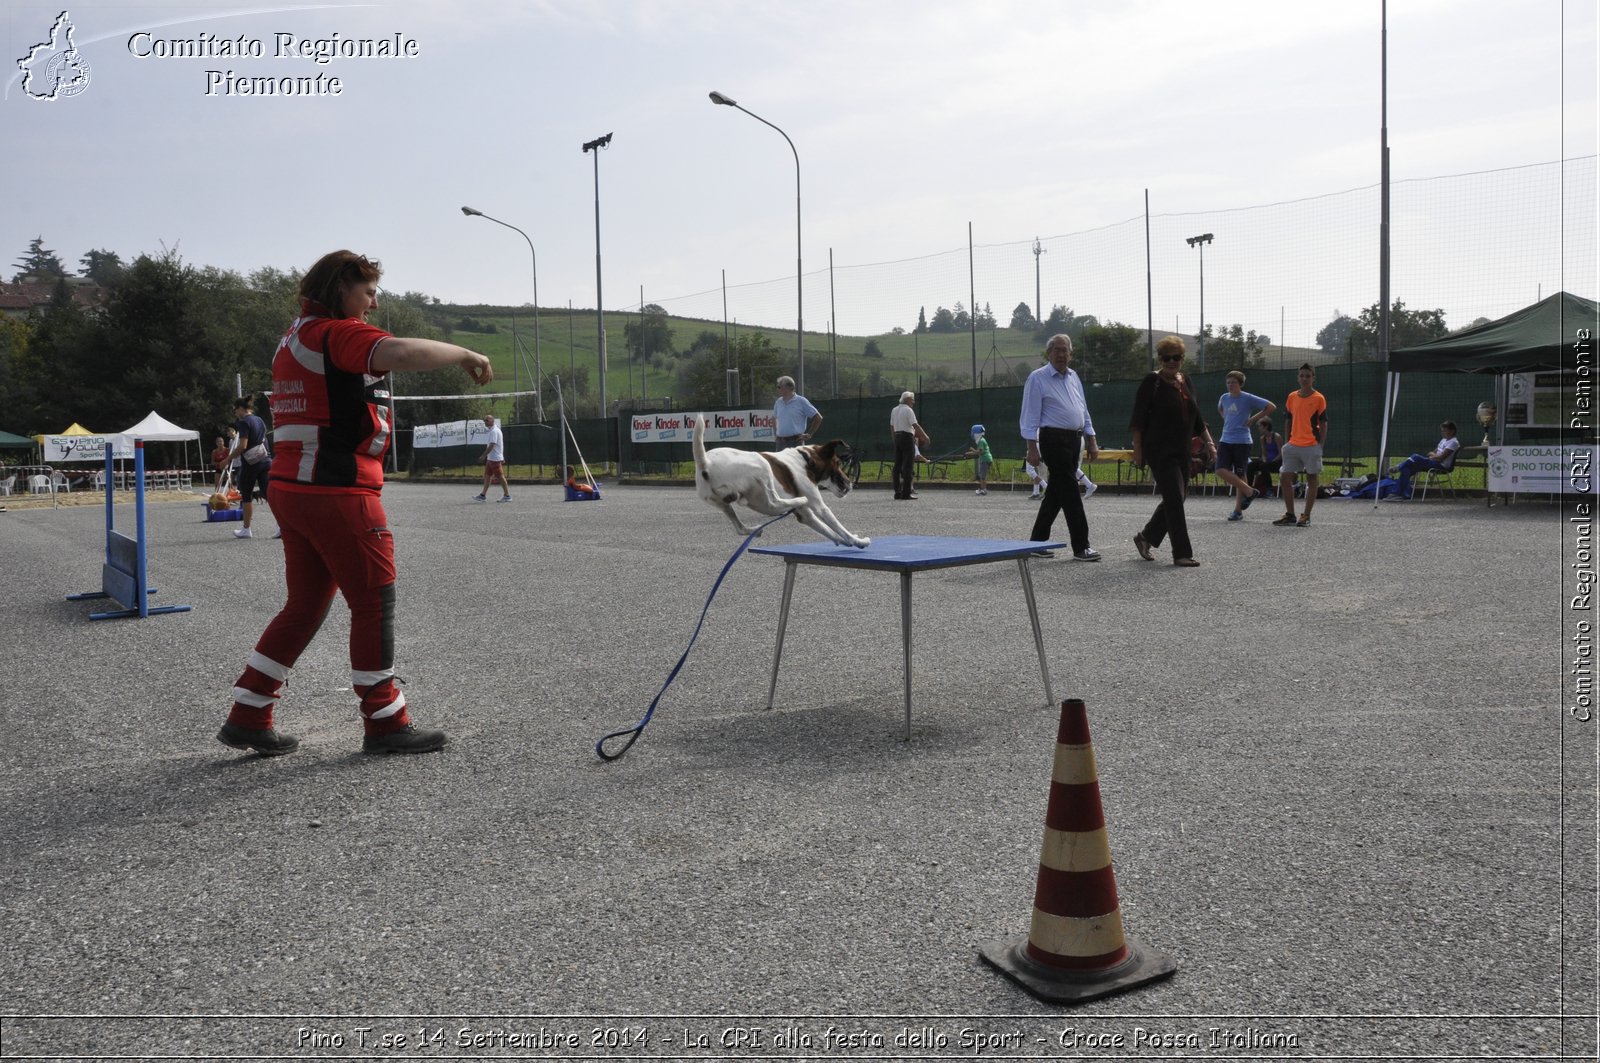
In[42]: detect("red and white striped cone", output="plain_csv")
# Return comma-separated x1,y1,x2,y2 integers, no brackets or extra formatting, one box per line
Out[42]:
979,698,1176,1003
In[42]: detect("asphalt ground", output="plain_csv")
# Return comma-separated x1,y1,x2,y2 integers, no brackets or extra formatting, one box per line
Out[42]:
0,479,1593,1062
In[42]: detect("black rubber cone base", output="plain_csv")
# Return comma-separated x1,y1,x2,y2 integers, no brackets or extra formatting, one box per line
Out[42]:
978,934,1177,1004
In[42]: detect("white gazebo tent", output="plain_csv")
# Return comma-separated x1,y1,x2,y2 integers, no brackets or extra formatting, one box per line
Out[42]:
120,411,201,476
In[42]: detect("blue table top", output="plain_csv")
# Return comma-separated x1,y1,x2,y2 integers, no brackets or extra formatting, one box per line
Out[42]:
749,535,1065,571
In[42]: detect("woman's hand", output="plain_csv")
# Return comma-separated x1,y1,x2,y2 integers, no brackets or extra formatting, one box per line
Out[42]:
461,349,493,385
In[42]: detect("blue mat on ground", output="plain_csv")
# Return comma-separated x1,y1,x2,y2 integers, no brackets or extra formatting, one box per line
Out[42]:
1345,477,1406,500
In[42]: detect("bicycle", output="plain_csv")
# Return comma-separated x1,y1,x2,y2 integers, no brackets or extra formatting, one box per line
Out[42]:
839,445,862,487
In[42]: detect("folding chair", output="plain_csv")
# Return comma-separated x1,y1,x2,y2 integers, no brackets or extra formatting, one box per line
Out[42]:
1415,462,1457,500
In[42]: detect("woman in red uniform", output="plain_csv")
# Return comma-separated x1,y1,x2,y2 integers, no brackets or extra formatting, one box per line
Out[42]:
217,250,493,756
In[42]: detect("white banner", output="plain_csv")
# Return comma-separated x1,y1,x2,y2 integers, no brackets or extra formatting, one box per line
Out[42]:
630,409,776,444
410,420,497,449
1488,445,1599,494
43,434,134,462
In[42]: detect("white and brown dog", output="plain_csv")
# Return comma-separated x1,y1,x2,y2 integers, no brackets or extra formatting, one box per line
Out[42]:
691,413,869,548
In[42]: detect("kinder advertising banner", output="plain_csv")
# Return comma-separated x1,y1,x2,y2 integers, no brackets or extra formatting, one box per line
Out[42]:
631,410,776,444
43,434,134,462
1488,445,1599,495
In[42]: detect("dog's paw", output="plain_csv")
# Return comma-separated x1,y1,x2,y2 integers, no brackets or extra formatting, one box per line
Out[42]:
853,537,871,549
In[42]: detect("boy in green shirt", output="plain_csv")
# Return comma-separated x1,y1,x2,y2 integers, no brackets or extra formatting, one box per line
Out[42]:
967,423,995,495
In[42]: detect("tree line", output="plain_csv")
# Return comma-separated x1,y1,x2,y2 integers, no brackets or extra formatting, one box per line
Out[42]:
3,237,1453,435
1,241,482,438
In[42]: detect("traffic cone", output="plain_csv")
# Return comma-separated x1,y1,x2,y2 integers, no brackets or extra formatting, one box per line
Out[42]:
979,698,1176,1003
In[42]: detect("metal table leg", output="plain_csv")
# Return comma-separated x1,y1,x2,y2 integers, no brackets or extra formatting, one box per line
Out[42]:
766,560,798,710
900,569,913,741
1018,557,1055,709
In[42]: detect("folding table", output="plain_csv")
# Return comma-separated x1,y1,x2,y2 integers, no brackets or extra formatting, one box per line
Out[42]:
748,535,1063,739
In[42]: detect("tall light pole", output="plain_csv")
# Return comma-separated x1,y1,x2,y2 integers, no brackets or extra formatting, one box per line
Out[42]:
1032,237,1045,332
1186,232,1213,372
460,206,541,421
583,132,612,416
708,90,803,395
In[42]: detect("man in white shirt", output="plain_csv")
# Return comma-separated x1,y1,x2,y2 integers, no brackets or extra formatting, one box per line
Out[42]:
890,392,927,500
1020,334,1100,560
1390,420,1461,498
474,414,512,502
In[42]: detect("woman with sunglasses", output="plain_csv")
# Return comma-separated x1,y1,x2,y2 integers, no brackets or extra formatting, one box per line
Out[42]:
1130,336,1215,567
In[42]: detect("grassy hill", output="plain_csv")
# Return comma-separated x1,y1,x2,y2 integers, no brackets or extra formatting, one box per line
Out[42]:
420,303,1329,416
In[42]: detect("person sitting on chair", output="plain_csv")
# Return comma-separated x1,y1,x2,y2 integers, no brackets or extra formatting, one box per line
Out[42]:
1389,421,1461,498
1246,418,1282,498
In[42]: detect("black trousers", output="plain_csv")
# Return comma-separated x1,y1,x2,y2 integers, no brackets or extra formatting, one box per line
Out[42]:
1247,457,1282,492
1140,456,1193,561
1030,427,1090,552
892,431,915,497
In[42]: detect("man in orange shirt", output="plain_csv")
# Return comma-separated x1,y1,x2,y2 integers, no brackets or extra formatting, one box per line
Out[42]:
1272,364,1328,528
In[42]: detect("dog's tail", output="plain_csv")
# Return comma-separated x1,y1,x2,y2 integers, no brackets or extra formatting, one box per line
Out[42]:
691,413,709,481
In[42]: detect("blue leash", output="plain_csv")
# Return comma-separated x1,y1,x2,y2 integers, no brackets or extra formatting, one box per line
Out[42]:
596,511,793,761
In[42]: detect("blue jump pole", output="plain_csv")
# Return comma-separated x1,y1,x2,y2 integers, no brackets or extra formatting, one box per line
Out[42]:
134,440,150,618
67,436,192,620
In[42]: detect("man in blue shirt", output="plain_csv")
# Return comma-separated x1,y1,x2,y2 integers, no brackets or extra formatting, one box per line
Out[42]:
772,375,821,449
1020,335,1100,560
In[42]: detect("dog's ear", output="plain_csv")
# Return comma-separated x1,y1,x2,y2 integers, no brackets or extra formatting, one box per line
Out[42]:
817,439,846,460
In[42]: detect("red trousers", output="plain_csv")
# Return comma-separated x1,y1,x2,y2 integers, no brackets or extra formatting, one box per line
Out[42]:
225,487,410,736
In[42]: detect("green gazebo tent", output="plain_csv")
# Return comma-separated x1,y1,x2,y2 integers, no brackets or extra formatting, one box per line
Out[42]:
1376,291,1597,497
1390,290,1597,374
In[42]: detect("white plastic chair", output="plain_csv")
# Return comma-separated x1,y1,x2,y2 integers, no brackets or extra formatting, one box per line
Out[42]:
28,475,51,495
0,474,13,496
50,472,70,493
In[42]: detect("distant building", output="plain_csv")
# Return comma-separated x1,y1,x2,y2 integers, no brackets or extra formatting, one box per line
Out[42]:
0,277,108,320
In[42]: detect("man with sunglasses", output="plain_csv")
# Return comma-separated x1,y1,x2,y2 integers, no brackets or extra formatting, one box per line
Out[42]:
1020,334,1100,560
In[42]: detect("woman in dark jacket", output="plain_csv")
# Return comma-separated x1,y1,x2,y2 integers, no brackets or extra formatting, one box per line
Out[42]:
1130,336,1215,566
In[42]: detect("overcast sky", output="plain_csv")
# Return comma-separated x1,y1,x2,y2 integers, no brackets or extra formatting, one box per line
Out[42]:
4,0,1595,340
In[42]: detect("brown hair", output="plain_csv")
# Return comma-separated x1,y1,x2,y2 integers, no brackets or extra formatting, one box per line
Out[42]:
299,250,382,318
1156,335,1186,360
1226,370,1246,385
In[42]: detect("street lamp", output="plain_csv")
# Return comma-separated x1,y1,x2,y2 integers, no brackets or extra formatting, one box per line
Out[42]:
460,206,541,421
1186,232,1213,372
709,90,804,395
582,132,612,417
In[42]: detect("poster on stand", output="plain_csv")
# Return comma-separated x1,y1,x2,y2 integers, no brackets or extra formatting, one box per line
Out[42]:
1487,445,1598,495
